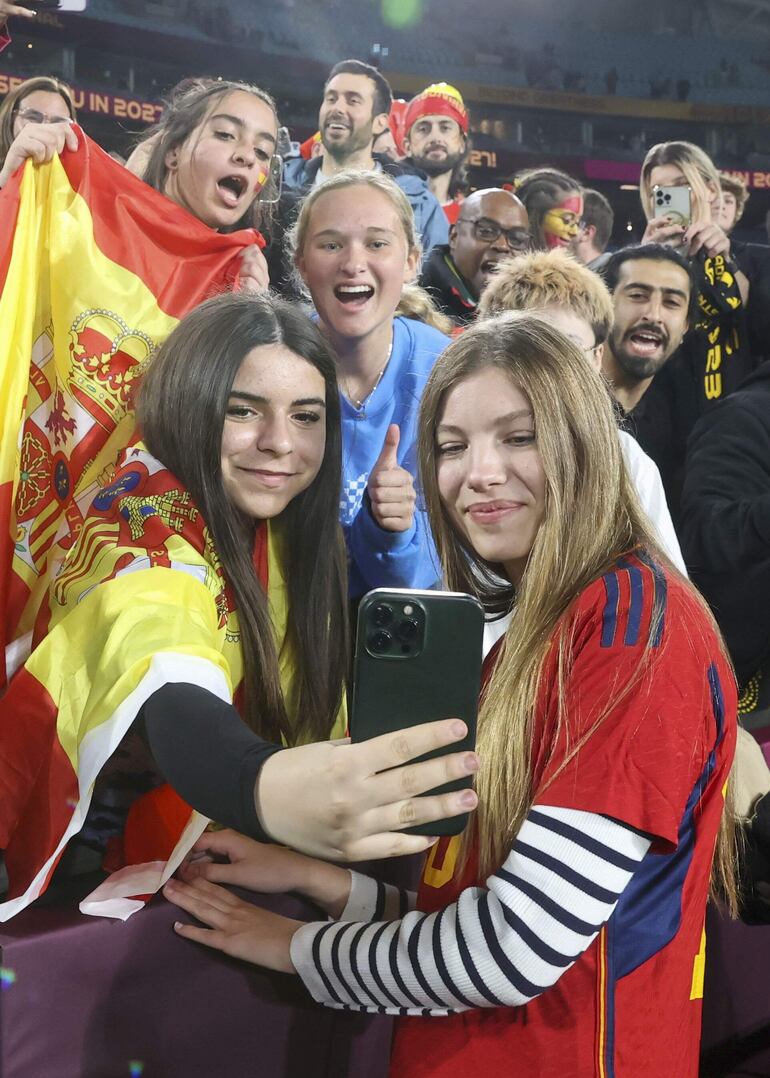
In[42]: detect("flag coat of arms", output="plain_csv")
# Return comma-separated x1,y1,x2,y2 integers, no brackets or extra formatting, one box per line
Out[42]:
0,129,262,687
0,134,347,920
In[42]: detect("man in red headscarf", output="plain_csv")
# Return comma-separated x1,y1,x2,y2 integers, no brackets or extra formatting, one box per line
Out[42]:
403,82,470,225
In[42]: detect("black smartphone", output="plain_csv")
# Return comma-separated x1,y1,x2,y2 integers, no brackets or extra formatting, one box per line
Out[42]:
350,588,484,836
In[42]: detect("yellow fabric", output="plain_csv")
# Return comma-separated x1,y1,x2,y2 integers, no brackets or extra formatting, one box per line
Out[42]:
2,155,177,639
30,501,344,771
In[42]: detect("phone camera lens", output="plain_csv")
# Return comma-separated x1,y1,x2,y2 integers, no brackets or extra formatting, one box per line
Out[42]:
371,604,393,627
397,618,419,642
369,630,392,654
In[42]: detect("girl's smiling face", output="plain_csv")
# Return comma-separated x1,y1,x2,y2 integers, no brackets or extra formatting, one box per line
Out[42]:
220,343,327,519
295,184,419,345
436,365,546,586
163,90,278,230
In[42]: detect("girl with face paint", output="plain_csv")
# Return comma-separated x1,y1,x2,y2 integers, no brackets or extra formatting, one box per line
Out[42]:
513,167,584,252
0,80,277,290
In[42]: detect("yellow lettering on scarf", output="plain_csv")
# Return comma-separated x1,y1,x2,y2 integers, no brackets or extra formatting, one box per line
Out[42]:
705,372,723,400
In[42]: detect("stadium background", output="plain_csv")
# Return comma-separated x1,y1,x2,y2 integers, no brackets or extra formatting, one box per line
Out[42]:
2,0,770,244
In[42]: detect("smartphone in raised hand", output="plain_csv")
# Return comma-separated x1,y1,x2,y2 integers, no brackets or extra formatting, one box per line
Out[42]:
351,588,484,837
653,184,692,229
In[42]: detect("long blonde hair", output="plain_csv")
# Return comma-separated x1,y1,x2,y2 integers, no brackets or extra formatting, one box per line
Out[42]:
418,312,738,910
640,141,721,224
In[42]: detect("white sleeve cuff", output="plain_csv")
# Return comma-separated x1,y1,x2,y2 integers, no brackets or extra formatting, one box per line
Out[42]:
339,871,417,922
340,871,379,921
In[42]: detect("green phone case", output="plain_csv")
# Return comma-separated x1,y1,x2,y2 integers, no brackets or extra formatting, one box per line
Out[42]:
350,588,484,837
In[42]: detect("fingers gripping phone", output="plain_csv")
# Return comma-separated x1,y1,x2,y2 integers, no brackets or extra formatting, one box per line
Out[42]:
653,184,692,229
350,588,484,837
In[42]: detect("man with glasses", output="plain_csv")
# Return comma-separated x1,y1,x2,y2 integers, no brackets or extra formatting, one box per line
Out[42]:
420,187,529,326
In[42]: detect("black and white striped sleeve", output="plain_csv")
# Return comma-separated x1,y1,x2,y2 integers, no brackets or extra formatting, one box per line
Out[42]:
289,804,651,1015
339,871,416,923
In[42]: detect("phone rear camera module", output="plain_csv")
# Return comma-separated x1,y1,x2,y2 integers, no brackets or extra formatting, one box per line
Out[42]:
371,603,393,627
369,630,393,654
397,618,419,642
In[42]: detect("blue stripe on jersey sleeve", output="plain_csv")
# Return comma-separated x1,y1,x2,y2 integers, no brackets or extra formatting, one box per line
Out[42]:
622,562,644,646
601,570,620,648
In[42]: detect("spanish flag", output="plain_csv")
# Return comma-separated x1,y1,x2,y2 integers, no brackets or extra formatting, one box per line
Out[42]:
0,442,346,922
0,128,262,688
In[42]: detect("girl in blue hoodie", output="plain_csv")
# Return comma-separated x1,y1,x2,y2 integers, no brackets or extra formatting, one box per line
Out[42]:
291,169,449,597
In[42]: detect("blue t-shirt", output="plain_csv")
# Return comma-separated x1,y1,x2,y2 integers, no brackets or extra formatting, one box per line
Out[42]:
340,316,449,598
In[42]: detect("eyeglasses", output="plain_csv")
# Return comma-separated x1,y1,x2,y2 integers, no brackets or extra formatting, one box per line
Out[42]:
458,217,531,252
15,108,71,125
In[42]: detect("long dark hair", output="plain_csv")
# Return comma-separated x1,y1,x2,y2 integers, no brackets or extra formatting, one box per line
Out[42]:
0,76,76,167
138,292,348,745
514,167,582,251
141,80,279,233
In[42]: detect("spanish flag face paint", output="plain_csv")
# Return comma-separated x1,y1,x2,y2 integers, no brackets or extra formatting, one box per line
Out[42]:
165,90,278,230
543,194,583,249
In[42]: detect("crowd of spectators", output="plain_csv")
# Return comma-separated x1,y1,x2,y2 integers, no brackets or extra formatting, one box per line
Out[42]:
2,4,770,1074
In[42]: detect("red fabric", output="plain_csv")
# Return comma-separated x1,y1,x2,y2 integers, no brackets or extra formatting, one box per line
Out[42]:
119,784,194,868
299,132,321,160
0,666,77,898
388,100,408,157
390,555,736,1078
57,128,264,319
0,25,8,52
442,200,462,225
404,89,468,138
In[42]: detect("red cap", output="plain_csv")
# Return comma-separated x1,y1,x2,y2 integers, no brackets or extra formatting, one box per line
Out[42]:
404,83,468,138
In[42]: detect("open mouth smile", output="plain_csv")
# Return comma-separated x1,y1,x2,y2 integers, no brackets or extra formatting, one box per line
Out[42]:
216,174,247,207
626,327,666,355
334,284,375,304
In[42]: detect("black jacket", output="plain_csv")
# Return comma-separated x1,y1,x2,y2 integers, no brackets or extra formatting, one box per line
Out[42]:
679,360,770,686
625,249,758,522
419,244,477,325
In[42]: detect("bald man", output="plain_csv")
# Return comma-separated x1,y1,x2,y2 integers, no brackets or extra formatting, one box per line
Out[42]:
419,188,530,325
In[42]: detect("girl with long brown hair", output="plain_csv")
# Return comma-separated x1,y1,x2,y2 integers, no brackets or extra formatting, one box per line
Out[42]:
0,292,478,918
166,312,737,1078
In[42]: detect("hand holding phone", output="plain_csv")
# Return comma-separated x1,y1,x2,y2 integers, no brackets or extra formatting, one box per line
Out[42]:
351,588,484,837
653,184,692,229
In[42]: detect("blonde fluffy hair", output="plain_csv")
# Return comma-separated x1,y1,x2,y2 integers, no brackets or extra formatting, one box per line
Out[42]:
477,248,614,345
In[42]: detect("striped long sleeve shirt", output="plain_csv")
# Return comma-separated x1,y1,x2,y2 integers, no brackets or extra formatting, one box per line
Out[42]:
290,804,651,1016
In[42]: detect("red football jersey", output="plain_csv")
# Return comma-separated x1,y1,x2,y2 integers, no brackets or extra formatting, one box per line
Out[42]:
390,553,736,1078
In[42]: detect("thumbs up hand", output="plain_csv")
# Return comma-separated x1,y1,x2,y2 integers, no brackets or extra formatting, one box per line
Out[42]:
366,425,417,533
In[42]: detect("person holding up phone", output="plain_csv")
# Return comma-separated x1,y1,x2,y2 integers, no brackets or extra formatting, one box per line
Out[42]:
289,169,448,597
625,141,759,520
165,312,737,1078
641,140,749,293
